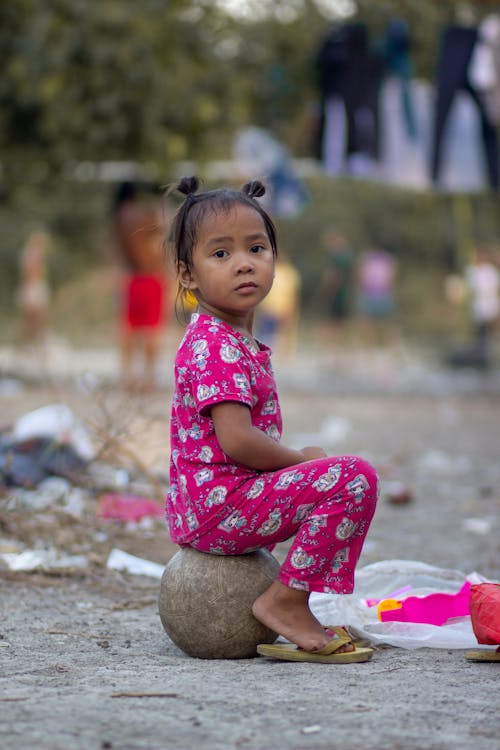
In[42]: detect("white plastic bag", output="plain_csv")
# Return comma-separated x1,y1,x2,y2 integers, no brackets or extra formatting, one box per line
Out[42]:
310,560,494,649
0,548,88,572
13,403,95,461
106,548,164,578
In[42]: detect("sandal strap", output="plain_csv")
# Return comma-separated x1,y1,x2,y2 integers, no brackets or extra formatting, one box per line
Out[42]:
315,626,353,656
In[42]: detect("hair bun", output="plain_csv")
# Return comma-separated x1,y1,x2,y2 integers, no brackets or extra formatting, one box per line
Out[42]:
177,176,200,196
242,180,266,199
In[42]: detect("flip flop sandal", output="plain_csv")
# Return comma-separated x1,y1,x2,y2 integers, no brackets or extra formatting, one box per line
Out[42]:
466,648,500,662
257,625,373,664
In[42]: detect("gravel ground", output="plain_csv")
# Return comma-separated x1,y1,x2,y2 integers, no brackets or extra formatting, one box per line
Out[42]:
1,346,499,750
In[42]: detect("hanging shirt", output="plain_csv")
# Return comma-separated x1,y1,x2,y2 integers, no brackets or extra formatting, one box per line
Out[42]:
466,261,500,323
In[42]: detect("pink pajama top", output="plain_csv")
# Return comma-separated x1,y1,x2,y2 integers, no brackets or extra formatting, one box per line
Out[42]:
166,313,281,544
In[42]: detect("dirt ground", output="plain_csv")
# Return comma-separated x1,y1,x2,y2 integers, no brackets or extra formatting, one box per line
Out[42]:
1,344,499,750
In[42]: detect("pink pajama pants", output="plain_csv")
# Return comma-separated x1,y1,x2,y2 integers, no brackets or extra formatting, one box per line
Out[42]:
187,455,378,595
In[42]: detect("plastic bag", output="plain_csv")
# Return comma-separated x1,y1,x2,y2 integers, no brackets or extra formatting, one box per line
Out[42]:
469,583,500,645
12,403,95,461
309,560,495,649
97,493,164,522
0,548,88,572
106,548,164,578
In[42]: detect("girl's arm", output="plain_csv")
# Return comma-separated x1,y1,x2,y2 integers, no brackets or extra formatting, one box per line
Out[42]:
210,401,326,471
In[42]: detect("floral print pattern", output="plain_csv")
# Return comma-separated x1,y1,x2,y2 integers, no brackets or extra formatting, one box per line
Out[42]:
166,313,378,594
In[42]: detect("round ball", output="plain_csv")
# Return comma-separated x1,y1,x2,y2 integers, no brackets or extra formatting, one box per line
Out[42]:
158,547,280,659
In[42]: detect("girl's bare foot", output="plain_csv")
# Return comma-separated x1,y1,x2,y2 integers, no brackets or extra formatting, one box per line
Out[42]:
252,580,354,653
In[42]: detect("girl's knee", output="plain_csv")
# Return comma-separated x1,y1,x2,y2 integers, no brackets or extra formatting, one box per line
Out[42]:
311,455,379,503
356,458,379,510
355,457,378,489
329,455,378,489
342,456,379,511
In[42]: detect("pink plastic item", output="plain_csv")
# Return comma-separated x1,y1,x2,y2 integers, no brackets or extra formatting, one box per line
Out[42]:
365,586,413,608
379,580,472,626
97,493,164,522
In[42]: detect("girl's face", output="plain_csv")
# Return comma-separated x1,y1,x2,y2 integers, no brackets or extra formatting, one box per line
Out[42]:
179,203,275,331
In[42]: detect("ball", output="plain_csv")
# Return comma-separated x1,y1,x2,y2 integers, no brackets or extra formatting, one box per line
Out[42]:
158,547,280,659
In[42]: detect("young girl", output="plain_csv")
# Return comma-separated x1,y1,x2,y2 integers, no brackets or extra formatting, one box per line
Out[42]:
165,176,378,663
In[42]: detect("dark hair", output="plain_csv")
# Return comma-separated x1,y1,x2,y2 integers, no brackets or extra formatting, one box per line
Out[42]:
167,176,278,276
112,180,160,212
113,180,138,209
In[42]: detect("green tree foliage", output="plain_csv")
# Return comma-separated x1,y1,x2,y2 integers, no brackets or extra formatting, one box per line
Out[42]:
0,0,495,324
0,0,253,185
0,0,491,187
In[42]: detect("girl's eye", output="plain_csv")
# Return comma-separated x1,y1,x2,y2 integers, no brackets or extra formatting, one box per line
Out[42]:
250,244,265,254
214,249,227,258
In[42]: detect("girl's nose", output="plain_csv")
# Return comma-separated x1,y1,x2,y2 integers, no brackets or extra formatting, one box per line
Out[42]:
235,254,254,273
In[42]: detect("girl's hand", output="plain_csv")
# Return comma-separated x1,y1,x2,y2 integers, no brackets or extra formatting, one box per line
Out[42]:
300,445,328,461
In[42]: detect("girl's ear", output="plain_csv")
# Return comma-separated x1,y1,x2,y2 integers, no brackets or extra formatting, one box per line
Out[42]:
178,262,198,290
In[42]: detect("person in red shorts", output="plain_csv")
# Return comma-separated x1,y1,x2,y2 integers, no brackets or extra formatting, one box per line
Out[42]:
112,181,170,392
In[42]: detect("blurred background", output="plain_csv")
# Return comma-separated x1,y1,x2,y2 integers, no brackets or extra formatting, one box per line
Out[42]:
1,0,500,374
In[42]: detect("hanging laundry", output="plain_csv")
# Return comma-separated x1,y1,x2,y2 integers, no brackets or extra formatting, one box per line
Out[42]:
233,127,308,218
383,18,418,141
468,14,500,126
314,22,384,177
377,19,431,189
431,24,499,190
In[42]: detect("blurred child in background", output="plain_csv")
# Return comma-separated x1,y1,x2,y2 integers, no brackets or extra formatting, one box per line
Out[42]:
17,230,51,346
112,181,170,392
256,250,301,360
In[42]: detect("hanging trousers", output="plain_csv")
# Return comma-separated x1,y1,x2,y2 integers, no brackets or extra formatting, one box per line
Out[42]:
431,25,499,190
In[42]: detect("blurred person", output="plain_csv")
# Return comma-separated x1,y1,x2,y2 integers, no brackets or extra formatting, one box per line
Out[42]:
17,230,51,345
465,246,499,364
256,250,301,360
112,181,170,392
444,270,468,330
318,231,355,348
356,247,399,348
